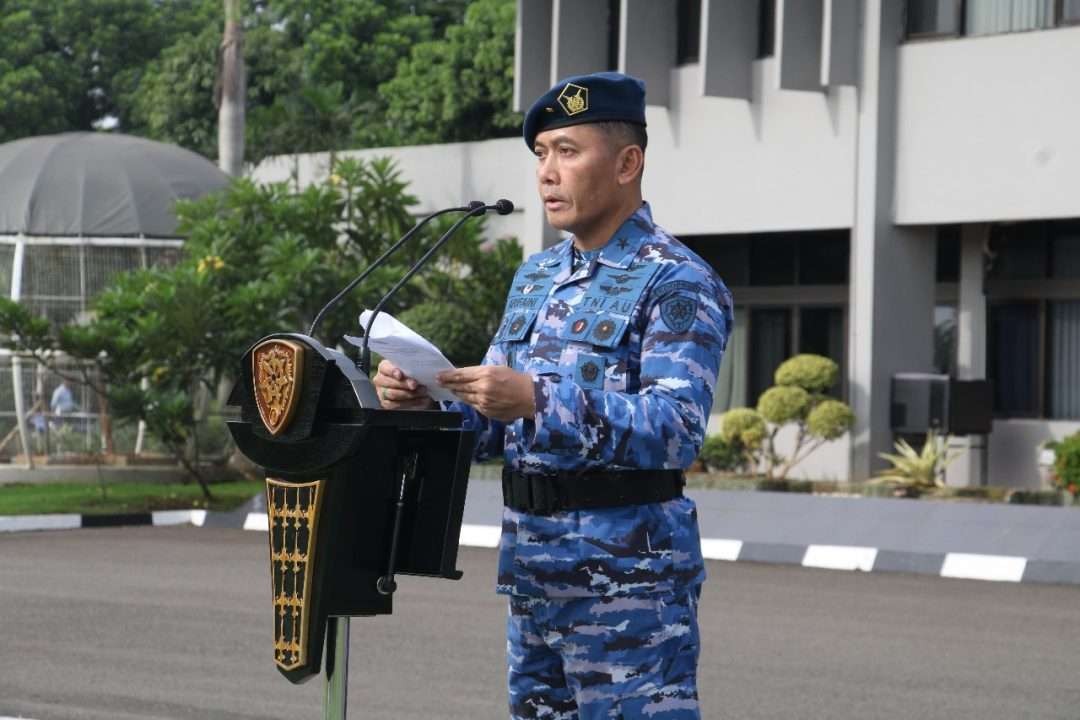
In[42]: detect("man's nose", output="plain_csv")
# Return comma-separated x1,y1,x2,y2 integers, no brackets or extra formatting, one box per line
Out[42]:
536,155,557,185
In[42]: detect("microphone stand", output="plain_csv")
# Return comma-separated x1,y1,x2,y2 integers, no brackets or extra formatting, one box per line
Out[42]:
358,201,506,373
307,202,482,338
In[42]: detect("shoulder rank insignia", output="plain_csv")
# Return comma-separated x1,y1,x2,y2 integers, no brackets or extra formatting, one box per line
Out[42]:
557,83,589,116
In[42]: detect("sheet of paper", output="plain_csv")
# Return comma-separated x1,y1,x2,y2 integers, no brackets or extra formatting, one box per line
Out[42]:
347,310,459,402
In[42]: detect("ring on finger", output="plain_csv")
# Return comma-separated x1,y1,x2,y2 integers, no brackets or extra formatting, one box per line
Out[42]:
381,387,389,401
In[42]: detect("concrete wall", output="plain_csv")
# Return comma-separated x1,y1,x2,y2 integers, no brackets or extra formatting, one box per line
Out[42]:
895,26,1080,224
643,61,857,235
250,139,550,256
989,419,1080,489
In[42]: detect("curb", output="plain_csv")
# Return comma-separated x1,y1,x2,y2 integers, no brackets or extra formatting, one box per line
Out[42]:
0,509,207,533
3,505,1079,587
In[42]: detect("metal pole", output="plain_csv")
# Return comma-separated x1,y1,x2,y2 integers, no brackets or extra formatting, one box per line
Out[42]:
323,616,350,720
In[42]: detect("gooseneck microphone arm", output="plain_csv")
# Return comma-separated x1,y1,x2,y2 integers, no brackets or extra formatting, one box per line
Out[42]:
307,202,482,337
359,199,514,373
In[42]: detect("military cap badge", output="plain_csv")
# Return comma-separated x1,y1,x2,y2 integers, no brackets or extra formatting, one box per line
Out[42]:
557,83,589,116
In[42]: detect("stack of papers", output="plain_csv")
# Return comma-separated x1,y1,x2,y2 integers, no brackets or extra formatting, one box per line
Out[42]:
345,310,459,402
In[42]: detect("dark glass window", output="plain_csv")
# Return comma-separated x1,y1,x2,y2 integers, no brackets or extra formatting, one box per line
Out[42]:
988,225,1049,279
798,232,849,285
1050,224,1080,279
607,0,621,71
750,308,791,403
934,305,958,376
906,0,962,36
936,226,961,282
682,235,750,287
676,0,701,65
1047,300,1080,419
799,306,845,396
750,235,797,285
757,0,776,58
1065,0,1080,23
988,302,1040,416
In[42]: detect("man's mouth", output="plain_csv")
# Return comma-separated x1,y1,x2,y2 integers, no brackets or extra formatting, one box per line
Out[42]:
544,197,567,210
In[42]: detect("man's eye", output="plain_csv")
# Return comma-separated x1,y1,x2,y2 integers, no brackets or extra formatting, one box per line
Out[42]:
559,147,575,156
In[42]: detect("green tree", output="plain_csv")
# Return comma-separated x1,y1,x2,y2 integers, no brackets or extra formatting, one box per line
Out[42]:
0,0,214,142
377,0,520,146
0,157,519,495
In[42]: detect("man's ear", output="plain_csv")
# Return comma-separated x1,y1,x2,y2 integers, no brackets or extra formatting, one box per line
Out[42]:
615,145,644,185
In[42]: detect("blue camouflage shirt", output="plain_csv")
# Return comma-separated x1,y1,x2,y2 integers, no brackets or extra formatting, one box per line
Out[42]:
448,203,733,598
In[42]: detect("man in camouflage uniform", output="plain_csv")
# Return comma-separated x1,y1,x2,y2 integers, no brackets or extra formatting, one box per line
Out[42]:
374,72,732,719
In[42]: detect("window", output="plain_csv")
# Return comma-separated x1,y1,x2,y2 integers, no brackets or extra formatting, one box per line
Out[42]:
676,0,701,65
750,236,797,285
982,220,1080,419
936,226,961,282
988,302,1040,417
934,305,958,376
1064,0,1080,23
907,0,1074,38
799,307,846,396
758,0,776,58
907,0,962,36
749,308,791,403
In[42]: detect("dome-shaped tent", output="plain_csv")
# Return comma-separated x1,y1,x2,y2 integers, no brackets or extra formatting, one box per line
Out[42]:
0,132,229,468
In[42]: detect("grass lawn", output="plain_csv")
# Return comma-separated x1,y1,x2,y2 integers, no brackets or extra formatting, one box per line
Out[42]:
0,479,264,516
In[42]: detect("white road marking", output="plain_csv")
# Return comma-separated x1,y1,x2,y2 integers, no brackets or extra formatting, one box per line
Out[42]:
940,553,1027,582
802,544,878,572
700,538,743,561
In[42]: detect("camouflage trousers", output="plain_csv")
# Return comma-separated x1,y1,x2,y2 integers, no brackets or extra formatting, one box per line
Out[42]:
506,587,702,719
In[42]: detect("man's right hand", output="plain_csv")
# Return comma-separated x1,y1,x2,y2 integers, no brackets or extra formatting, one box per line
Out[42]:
372,359,436,410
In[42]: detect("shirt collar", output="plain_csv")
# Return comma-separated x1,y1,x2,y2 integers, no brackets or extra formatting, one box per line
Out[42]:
598,202,654,269
551,202,655,284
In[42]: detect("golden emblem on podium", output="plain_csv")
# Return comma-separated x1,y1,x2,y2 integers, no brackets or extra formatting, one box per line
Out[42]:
557,83,588,116
252,339,305,436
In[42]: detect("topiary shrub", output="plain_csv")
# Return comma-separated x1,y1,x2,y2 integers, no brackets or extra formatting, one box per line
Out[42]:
1052,432,1080,498
774,354,838,394
698,434,744,473
716,408,767,473
753,354,855,480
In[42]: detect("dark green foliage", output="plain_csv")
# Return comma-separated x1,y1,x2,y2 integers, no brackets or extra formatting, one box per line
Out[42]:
0,0,515,156
1053,432,1080,496
0,157,520,493
698,434,744,473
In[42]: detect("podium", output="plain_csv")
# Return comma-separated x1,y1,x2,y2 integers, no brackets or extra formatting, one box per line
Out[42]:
227,333,474,715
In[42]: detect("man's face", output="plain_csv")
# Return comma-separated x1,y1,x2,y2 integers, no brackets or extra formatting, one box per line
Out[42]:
533,124,620,236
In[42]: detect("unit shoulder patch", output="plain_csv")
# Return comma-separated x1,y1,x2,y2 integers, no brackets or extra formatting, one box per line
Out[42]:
659,294,698,334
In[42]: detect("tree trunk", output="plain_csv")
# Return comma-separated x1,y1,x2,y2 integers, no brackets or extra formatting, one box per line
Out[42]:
217,0,245,177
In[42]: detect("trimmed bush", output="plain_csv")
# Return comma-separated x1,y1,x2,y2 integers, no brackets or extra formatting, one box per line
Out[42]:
699,434,743,473
806,400,855,441
757,385,810,425
774,354,838,394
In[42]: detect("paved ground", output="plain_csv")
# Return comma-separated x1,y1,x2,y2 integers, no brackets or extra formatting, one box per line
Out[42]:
0,526,1077,720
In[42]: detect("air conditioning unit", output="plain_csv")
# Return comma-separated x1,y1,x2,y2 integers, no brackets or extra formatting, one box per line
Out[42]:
890,373,993,435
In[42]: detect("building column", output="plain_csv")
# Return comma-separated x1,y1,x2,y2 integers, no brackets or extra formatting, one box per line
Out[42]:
848,0,936,481
946,224,990,486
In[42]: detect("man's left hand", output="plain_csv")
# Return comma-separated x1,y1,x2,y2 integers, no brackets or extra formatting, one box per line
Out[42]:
437,365,536,422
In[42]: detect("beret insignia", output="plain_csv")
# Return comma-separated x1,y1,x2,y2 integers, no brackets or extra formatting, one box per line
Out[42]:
557,83,589,116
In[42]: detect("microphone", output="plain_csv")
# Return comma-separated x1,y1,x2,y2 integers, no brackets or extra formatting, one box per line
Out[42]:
307,202,481,337
358,199,514,372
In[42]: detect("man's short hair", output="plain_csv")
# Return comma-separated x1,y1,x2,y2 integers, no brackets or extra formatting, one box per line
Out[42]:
596,121,648,153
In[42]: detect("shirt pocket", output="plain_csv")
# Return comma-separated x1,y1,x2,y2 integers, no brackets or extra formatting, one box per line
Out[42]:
558,312,633,392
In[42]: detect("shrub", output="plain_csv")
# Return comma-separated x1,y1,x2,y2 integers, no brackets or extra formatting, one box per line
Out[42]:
806,400,856,441
698,434,744,473
757,386,810,425
871,430,959,492
774,354,838,394
1052,432,1080,497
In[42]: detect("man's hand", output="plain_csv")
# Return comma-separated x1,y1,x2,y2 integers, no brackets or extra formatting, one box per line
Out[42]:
437,365,536,422
372,360,436,410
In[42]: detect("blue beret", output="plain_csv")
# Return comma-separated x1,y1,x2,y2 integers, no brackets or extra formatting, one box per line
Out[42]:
522,71,646,149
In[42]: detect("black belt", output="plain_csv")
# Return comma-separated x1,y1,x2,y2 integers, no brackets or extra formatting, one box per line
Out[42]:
501,467,685,515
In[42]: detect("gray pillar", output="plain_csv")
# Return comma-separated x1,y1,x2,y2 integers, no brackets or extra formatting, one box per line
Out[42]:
946,224,991,487
848,1,936,481
551,0,609,81
620,0,676,106
700,0,759,100
514,0,553,112
777,0,824,92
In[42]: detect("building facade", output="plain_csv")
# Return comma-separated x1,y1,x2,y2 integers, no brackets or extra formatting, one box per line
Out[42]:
253,0,1080,487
